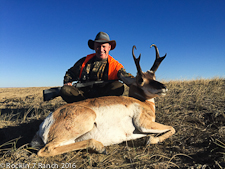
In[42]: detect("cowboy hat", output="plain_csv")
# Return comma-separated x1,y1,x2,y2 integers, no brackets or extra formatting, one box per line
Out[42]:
88,32,116,50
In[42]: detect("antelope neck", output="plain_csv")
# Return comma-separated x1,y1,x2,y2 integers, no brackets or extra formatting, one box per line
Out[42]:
145,99,155,112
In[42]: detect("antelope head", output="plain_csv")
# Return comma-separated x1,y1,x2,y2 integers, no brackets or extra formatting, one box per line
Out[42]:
129,44,167,101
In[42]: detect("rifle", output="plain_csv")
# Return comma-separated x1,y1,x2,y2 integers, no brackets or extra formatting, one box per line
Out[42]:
43,80,115,101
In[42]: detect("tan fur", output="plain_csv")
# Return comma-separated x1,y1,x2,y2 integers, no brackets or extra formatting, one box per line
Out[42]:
48,105,96,143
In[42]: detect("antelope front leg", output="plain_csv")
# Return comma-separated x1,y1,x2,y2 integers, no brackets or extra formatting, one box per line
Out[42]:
145,122,175,144
134,115,175,144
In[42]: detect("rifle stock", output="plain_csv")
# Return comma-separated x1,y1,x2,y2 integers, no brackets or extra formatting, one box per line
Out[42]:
43,87,61,101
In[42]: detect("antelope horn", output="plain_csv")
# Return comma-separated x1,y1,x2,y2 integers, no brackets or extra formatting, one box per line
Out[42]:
150,44,167,73
132,45,143,76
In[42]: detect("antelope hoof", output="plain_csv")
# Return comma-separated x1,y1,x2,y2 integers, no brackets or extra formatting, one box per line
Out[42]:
100,149,107,155
147,136,160,145
96,147,107,154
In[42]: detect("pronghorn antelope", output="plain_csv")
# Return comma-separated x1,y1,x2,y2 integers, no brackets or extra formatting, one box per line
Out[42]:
31,44,175,157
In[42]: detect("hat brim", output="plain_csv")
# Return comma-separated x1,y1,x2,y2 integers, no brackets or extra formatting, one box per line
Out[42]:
88,40,116,50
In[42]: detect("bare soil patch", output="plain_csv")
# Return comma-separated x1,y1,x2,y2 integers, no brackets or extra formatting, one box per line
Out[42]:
0,78,225,168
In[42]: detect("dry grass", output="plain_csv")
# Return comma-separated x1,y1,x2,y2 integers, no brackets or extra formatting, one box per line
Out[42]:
0,78,225,168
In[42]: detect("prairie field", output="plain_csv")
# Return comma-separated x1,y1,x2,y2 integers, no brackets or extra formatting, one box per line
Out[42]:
0,78,225,168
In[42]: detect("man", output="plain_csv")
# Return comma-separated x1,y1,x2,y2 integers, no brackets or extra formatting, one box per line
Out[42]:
60,32,133,103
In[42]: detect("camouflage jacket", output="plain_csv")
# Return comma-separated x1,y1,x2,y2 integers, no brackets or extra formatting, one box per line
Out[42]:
63,55,133,84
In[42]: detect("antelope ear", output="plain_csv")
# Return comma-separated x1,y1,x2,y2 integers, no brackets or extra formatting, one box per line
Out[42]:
136,76,144,86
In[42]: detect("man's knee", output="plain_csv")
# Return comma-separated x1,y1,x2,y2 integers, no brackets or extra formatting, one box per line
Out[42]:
103,81,124,96
60,85,74,96
60,85,84,103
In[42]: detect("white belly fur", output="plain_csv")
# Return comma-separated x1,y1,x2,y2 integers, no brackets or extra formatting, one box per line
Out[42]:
38,103,148,147
37,112,54,144
76,104,147,146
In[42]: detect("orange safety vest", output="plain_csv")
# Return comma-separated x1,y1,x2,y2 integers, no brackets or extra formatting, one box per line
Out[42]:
79,53,123,80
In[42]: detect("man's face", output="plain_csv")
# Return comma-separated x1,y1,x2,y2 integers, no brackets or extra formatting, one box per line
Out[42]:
94,42,111,60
